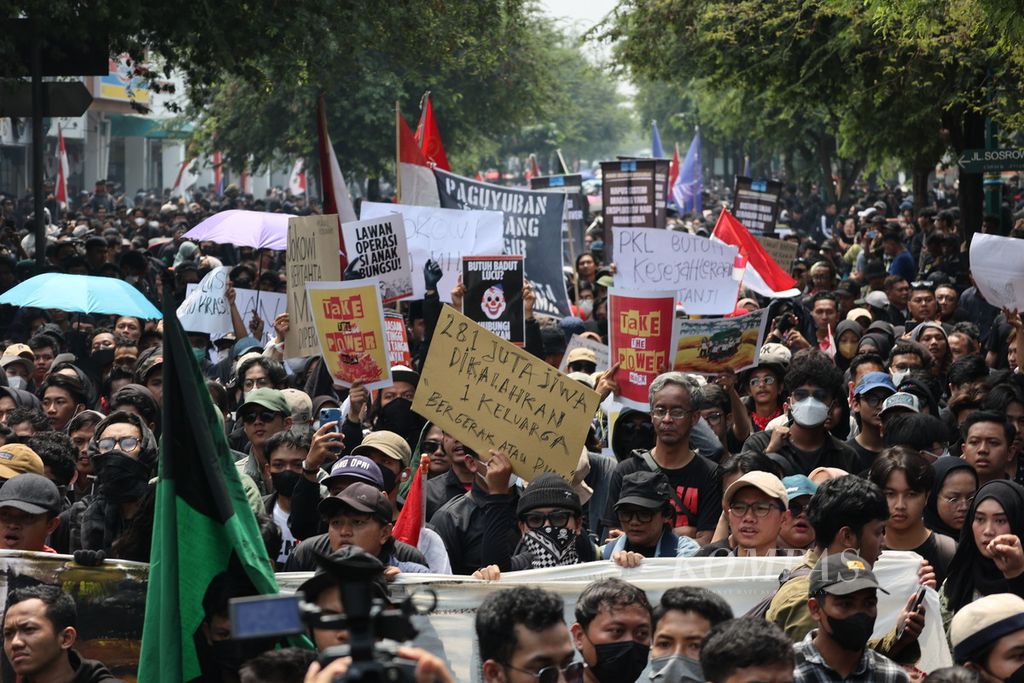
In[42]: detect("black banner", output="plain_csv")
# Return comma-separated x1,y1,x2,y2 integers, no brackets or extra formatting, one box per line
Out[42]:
600,159,670,259
463,256,525,346
530,174,588,266
434,169,570,318
732,176,783,236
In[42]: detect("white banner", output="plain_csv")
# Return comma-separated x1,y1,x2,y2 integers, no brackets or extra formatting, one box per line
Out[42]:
185,283,288,343
341,213,413,303
177,266,232,336
969,233,1024,311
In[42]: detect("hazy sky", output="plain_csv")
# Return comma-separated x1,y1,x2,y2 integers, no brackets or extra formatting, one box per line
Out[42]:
539,0,620,35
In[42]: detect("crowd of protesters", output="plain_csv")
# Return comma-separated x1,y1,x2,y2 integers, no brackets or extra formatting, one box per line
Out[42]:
0,175,1022,682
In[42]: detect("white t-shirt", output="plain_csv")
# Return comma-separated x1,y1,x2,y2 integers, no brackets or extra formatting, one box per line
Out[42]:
273,501,298,566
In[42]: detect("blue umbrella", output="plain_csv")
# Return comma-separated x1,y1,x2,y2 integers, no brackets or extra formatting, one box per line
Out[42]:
0,273,163,319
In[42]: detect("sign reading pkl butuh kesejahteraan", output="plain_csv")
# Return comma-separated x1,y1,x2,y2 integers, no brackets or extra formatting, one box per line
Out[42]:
413,306,599,482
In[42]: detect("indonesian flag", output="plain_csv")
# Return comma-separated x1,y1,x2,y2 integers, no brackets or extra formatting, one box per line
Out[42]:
288,158,306,196
711,209,800,298
525,154,541,183
668,143,680,194
55,124,69,208
415,93,450,171
315,95,357,223
398,111,440,206
392,455,429,546
821,324,836,358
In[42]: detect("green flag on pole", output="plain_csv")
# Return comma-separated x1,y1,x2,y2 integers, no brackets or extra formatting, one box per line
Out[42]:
139,283,280,681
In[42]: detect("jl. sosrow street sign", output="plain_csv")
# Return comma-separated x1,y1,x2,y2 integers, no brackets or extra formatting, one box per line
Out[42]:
958,148,1024,173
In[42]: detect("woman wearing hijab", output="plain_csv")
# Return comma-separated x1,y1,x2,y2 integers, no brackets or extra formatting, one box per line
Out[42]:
924,457,979,540
940,479,1024,630
833,320,863,372
857,332,893,361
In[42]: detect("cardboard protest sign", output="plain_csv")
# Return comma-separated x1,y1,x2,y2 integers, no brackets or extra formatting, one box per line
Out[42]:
969,233,1024,311
608,288,678,412
360,201,503,302
756,236,798,273
558,334,611,374
306,280,392,390
530,174,588,264
384,312,413,367
673,309,770,374
600,159,670,257
433,169,571,318
462,256,525,346
341,214,413,303
185,284,287,344
177,266,232,336
612,227,741,315
285,215,342,357
413,306,599,481
733,176,783,236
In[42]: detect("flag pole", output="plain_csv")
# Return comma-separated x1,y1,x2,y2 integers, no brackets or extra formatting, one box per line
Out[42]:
556,148,569,175
395,100,402,204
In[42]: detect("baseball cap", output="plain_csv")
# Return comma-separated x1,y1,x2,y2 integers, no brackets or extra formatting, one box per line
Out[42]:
322,455,384,490
596,274,614,288
864,291,890,309
3,344,34,361
723,471,788,508
614,471,671,510
880,392,921,416
846,308,873,325
0,445,44,479
296,545,389,603
136,353,164,381
759,342,791,369
319,482,393,523
390,365,420,387
951,593,1024,664
280,388,313,424
237,388,290,416
351,430,411,463
808,550,888,597
783,475,818,500
0,355,33,376
854,371,896,397
0,473,60,515
566,347,597,365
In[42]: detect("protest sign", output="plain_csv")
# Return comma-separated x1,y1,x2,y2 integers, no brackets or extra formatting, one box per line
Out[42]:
600,159,670,257
177,266,232,336
530,174,588,263
462,256,524,346
608,289,678,411
384,312,412,367
612,227,740,315
969,233,1024,311
413,305,599,481
285,215,342,357
184,284,287,344
341,214,413,303
433,169,570,318
360,201,503,303
558,334,610,374
756,235,798,272
733,176,783,236
306,280,391,390
673,309,770,374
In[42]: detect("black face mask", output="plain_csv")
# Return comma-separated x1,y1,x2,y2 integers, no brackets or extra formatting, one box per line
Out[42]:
588,640,650,683
825,611,875,652
378,464,397,494
617,421,655,456
97,451,150,503
90,348,115,367
375,398,425,445
270,470,301,498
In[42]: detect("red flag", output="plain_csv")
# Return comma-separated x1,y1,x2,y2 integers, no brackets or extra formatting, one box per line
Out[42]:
315,95,357,223
172,159,189,192
415,93,450,171
400,116,428,166
55,125,68,207
820,324,836,358
398,112,439,206
525,154,541,183
668,143,680,192
711,209,801,298
212,151,223,192
392,455,428,546
288,159,306,195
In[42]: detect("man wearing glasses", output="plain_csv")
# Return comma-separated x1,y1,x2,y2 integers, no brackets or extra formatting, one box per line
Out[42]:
233,388,293,495
601,471,699,561
847,372,897,472
698,471,791,558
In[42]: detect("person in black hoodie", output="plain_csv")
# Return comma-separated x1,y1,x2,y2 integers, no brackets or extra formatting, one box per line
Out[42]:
3,584,124,682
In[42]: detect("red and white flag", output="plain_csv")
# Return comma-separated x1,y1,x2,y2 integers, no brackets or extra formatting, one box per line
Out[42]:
711,209,801,298
398,110,440,207
55,124,69,208
820,324,836,358
392,455,429,547
668,143,680,192
288,159,306,196
415,92,450,171
315,95,357,223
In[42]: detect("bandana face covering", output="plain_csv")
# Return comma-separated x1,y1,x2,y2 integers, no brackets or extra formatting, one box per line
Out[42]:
523,524,579,568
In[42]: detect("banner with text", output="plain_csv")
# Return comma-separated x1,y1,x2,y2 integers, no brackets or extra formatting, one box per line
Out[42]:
184,284,288,345
307,280,391,390
608,288,679,412
434,169,570,318
361,202,503,303
413,306,599,481
558,334,611,374
341,214,413,303
530,174,588,264
733,176,783,236
462,256,525,346
600,159,669,258
177,266,232,336
384,312,413,367
673,309,769,374
612,227,740,315
756,236,798,273
285,215,342,357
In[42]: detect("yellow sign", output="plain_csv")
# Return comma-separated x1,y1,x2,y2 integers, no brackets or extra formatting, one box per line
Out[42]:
307,280,392,390
286,215,342,357
414,306,600,481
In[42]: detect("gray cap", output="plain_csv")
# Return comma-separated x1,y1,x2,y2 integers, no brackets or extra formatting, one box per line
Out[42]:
0,473,61,515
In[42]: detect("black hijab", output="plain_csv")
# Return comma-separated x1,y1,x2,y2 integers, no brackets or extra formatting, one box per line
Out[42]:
923,456,978,539
943,479,1024,611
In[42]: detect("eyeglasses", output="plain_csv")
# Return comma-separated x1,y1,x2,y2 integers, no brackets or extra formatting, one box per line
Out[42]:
421,440,443,454
703,411,724,423
96,436,140,453
858,393,888,408
243,377,272,391
728,502,782,518
241,410,279,424
942,494,975,507
910,280,934,289
504,661,585,683
522,510,574,530
791,388,830,403
749,376,776,387
617,508,656,523
651,407,690,421
788,500,807,517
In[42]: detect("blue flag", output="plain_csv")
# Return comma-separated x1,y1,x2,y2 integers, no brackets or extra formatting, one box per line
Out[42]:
651,120,664,158
672,129,702,215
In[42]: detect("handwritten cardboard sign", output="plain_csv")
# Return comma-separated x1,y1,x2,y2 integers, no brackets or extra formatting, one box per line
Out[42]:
384,312,412,367
341,214,413,303
413,306,599,481
306,280,392,390
608,288,679,412
285,215,342,357
756,236,798,273
183,283,287,344
177,266,232,336
673,309,770,374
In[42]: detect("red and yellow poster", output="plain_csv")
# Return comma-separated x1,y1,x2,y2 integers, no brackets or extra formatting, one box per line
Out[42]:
608,288,679,412
384,311,413,367
307,280,392,390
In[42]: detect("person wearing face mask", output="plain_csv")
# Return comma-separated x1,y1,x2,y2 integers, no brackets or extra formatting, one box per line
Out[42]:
648,587,733,683
888,341,930,389
740,350,860,475
340,365,421,456
794,551,909,682
833,320,863,372
260,427,310,569
950,593,1024,683
571,578,652,683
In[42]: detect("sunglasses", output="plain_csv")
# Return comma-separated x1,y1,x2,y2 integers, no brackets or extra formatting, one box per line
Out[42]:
505,661,585,683
241,410,279,424
788,500,807,517
617,508,656,523
421,440,443,453
521,510,573,530
791,388,830,403
96,436,140,453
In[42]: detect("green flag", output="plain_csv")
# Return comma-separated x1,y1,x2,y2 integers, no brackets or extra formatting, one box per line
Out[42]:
139,287,279,681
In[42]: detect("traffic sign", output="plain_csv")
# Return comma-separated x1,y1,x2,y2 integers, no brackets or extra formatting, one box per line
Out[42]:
0,81,93,118
957,148,1024,174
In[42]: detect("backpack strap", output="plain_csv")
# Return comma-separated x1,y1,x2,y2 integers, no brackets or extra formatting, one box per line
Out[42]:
639,451,688,518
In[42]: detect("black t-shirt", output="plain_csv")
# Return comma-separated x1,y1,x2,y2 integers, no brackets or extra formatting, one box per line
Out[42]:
601,451,721,533
845,436,880,474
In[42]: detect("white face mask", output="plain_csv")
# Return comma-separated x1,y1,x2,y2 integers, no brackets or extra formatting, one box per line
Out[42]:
891,370,909,388
790,397,830,428
6,376,26,390
134,217,146,227
579,299,594,316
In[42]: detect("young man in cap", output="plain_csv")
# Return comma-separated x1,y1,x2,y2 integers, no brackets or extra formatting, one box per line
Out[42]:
847,371,897,472
649,587,733,683
0,473,61,552
779,475,817,550
0,444,45,483
602,471,700,561
350,430,412,499
565,347,598,375
950,593,1024,681
699,471,790,557
794,551,909,682
701,618,795,683
234,387,293,495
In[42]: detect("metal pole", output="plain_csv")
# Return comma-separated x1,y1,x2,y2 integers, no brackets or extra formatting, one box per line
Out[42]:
31,37,45,268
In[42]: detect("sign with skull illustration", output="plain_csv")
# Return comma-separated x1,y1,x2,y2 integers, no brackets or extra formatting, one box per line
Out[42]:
462,255,524,346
